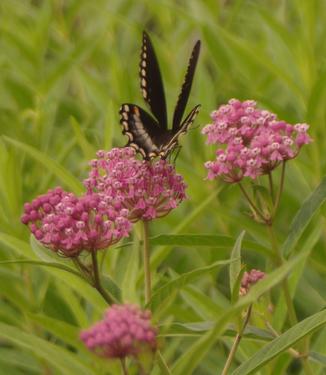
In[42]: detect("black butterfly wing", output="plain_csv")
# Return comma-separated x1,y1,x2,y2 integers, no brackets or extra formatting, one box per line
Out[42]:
172,40,201,131
140,31,168,129
119,103,164,159
161,105,201,157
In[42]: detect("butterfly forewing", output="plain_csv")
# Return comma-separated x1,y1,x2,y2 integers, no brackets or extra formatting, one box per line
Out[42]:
172,104,201,139
160,104,201,158
119,103,164,159
172,40,201,131
140,32,168,129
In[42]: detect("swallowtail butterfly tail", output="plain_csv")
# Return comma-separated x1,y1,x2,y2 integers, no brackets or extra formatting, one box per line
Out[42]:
119,31,201,159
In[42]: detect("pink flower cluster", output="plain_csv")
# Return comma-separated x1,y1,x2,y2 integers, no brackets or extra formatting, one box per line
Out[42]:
21,187,131,257
240,269,265,295
84,148,187,221
202,99,311,182
80,304,157,359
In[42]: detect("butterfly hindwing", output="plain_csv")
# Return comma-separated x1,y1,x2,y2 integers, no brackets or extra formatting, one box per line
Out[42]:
140,31,168,129
119,103,163,159
172,40,201,131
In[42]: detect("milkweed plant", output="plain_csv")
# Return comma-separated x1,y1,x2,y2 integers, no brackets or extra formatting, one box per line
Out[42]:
1,2,326,375
19,97,316,375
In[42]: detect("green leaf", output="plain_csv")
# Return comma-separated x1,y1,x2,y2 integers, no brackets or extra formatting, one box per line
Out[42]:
172,253,305,375
309,351,326,367
0,323,95,375
282,175,326,257
150,234,271,256
3,136,84,194
229,231,245,296
231,309,326,375
0,259,85,280
70,116,96,160
102,274,122,303
148,259,235,311
30,235,70,263
0,234,106,311
0,348,40,373
180,285,229,319
157,351,172,375
161,321,274,341
231,265,246,305
27,313,83,349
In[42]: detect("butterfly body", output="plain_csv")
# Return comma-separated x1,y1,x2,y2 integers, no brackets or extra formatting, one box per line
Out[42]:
119,31,201,160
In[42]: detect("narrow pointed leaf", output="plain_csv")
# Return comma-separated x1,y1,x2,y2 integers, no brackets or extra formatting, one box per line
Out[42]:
231,309,326,375
282,175,326,257
0,323,95,375
229,231,245,295
149,259,235,311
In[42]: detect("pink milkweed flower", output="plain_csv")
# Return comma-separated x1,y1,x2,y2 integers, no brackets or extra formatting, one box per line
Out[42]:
202,99,312,182
240,269,265,296
84,148,187,222
21,187,132,257
80,304,157,360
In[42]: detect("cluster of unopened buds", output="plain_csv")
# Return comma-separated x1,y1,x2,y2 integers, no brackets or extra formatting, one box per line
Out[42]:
202,99,311,182
21,187,132,257
240,269,265,296
84,147,187,221
80,304,157,360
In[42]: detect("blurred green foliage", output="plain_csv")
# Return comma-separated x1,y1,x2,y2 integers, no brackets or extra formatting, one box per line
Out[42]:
0,0,325,374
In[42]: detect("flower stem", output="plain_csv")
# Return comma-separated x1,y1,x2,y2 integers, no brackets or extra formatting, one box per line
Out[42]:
273,161,286,217
120,359,129,375
157,351,172,375
238,182,268,223
266,224,297,326
268,172,274,203
91,251,114,305
221,305,252,375
265,321,301,358
142,220,151,304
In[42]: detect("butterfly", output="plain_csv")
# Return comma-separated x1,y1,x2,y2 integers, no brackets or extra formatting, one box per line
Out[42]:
119,31,201,160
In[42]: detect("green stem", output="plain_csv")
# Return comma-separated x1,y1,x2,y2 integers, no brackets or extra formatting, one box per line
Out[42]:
221,305,253,375
91,251,113,305
266,224,297,326
238,182,268,223
273,161,286,217
120,359,129,375
268,172,274,203
73,257,91,280
266,321,314,374
302,336,314,375
142,220,151,304
302,361,315,375
157,351,172,375
265,321,301,358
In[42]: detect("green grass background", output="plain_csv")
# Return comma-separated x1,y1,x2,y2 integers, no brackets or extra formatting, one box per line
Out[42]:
0,0,325,374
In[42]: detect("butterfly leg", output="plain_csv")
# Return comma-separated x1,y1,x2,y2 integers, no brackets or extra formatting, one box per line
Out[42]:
170,144,182,165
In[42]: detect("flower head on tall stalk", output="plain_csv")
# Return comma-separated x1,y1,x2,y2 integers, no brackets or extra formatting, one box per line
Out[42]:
84,147,187,222
202,99,311,183
21,187,132,257
80,304,157,365
239,269,265,296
